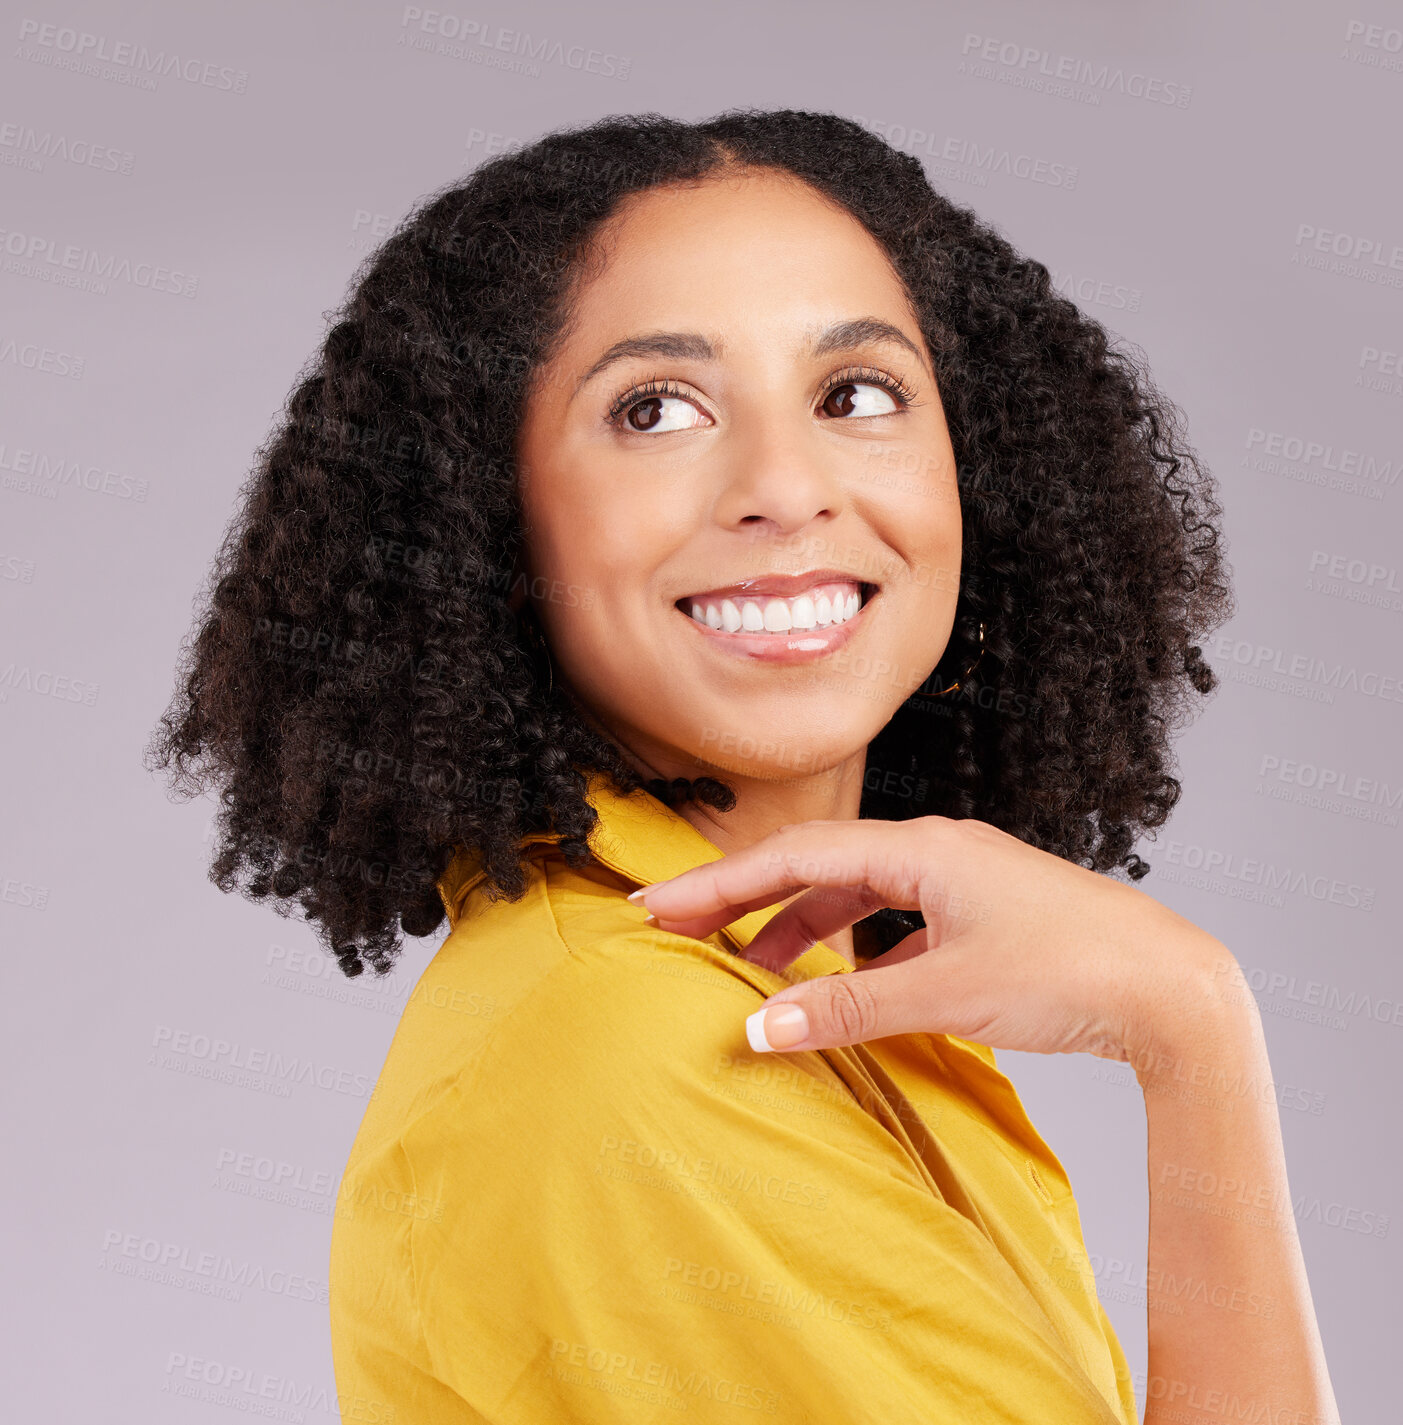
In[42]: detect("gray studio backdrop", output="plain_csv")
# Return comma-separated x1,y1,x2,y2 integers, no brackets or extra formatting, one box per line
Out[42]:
3,1,1398,1418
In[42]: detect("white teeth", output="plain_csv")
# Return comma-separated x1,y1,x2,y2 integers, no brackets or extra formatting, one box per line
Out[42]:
684,582,868,635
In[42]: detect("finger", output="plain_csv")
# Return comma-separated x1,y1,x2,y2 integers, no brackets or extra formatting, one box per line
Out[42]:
636,821,919,922
640,879,816,945
744,932,941,1052
737,883,888,974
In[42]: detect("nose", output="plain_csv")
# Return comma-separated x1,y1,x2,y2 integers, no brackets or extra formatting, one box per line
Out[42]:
710,415,847,537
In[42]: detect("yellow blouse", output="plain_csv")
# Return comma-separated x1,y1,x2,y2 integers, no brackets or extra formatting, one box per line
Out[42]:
329,770,1139,1424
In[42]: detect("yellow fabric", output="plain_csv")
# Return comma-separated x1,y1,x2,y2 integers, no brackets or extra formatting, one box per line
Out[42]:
330,770,1139,1424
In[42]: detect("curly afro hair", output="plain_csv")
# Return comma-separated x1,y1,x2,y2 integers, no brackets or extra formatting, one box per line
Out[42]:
146,107,1233,979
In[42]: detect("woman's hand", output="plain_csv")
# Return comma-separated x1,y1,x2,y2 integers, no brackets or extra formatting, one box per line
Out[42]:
631,815,1237,1061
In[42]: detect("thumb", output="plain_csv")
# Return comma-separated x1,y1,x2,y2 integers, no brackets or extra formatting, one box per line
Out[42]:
745,974,884,1053
744,930,935,1053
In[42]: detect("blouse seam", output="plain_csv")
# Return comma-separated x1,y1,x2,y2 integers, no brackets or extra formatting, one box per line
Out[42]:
404,869,579,1386
404,959,586,1387
399,1135,435,1381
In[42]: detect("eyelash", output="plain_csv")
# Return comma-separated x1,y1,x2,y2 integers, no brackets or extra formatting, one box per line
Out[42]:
604,364,920,430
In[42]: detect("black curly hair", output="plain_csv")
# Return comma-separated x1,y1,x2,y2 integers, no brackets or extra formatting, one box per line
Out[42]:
145,107,1233,979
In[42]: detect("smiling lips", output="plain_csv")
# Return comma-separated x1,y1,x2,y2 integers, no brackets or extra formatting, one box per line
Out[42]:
682,580,865,634
673,568,878,658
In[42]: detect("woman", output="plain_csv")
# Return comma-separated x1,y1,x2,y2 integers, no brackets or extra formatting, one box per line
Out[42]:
148,109,1338,1422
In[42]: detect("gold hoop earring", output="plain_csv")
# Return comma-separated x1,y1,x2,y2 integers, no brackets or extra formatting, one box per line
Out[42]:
918,620,986,698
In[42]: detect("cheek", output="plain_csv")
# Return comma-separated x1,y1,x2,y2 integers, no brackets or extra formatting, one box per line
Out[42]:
875,488,962,595
533,462,689,599
524,476,613,594
525,492,673,673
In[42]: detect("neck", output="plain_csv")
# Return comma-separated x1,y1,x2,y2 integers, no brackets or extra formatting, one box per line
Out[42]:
618,739,870,967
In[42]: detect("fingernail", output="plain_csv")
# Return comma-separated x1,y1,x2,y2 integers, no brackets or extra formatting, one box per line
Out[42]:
625,898,659,925
627,881,668,903
745,1003,809,1053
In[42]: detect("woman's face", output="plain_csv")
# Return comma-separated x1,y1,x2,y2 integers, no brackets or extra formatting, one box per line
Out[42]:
513,166,962,790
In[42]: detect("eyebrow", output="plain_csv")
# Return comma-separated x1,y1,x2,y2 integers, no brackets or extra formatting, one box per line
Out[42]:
570,316,927,400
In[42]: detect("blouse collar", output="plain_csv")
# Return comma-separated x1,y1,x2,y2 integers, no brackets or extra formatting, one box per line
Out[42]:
436,766,855,979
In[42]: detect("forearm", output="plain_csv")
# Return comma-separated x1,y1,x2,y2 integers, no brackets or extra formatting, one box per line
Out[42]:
1132,958,1339,1425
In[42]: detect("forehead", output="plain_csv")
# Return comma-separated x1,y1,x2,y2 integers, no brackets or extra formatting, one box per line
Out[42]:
558,168,914,341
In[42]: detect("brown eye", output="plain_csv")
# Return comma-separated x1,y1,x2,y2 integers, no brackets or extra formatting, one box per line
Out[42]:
822,383,860,418
821,380,901,419
628,397,663,431
610,389,708,434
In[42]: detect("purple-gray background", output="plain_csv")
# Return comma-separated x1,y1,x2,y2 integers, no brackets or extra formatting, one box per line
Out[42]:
3,1,1399,1418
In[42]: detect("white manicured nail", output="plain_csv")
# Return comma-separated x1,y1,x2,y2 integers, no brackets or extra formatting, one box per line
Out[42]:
746,1004,809,1052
